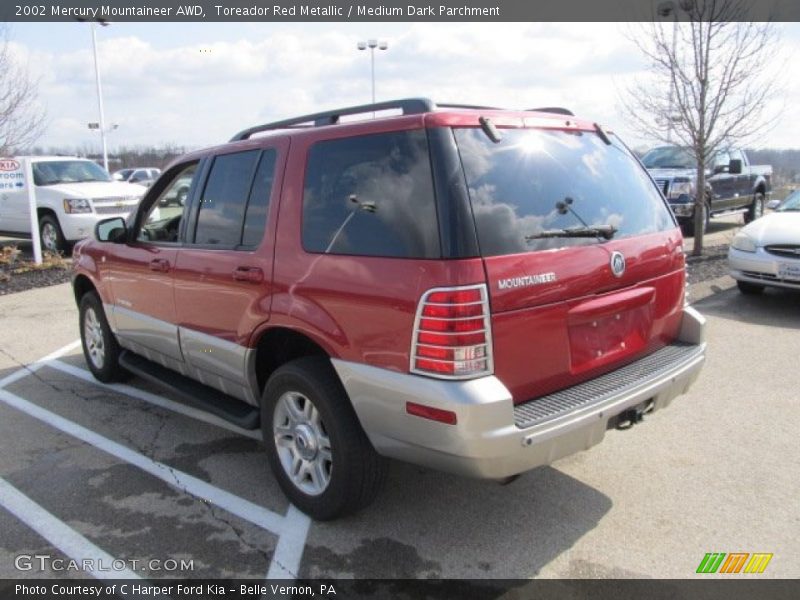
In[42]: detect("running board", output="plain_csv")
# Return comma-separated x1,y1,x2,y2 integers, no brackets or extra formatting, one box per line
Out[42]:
119,351,260,430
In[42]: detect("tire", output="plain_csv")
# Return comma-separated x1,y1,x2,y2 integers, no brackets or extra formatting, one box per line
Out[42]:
79,292,129,382
680,202,709,237
261,356,388,520
737,280,764,295
744,191,765,224
39,214,67,254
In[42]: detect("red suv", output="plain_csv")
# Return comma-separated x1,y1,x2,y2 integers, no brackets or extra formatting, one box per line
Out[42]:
72,99,706,519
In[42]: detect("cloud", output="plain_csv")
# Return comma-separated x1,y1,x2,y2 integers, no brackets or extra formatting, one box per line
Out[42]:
10,22,800,153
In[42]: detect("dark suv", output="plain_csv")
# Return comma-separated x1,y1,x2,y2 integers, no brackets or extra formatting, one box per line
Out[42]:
72,99,706,519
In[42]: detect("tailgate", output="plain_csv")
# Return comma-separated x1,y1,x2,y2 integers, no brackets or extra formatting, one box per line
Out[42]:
485,231,686,403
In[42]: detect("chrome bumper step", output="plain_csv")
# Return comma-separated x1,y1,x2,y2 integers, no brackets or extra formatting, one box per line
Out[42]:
513,343,704,429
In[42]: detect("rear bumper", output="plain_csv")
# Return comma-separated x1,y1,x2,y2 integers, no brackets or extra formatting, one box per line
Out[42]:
333,306,706,479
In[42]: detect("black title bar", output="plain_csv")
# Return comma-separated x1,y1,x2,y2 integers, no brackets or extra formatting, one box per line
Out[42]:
2,0,800,22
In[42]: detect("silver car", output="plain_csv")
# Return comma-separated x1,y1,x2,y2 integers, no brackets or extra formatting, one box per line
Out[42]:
729,189,800,294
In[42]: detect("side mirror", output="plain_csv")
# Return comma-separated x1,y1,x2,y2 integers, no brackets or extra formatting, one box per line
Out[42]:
95,217,127,243
728,159,743,175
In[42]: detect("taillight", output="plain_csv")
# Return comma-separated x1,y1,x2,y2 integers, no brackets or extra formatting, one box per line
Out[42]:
410,284,493,379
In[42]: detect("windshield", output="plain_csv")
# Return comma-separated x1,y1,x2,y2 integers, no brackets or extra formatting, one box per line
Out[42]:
454,127,675,255
777,190,800,212
641,146,696,169
33,160,112,185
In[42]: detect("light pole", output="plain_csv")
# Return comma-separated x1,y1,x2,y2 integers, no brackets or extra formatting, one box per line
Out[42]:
89,21,110,171
357,39,388,105
657,1,687,143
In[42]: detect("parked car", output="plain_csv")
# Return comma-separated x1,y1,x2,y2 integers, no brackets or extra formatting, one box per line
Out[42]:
158,173,191,207
642,146,771,236
729,188,800,294
113,168,161,187
111,168,135,182
0,156,146,253
72,99,706,519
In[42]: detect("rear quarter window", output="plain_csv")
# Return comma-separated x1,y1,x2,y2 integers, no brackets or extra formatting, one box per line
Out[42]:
302,129,440,258
455,127,675,256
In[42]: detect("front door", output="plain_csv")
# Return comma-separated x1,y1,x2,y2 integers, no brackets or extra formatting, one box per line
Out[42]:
104,161,201,366
708,150,737,211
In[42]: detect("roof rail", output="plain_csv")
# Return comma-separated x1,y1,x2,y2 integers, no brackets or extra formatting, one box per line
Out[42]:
230,97,436,142
436,103,502,110
528,107,575,116
230,100,577,142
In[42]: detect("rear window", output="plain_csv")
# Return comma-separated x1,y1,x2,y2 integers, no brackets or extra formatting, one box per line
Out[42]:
302,130,440,258
454,128,674,256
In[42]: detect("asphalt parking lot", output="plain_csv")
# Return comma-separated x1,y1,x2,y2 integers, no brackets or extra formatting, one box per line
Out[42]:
0,261,798,580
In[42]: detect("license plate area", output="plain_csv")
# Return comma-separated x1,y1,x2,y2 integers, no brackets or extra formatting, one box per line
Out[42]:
567,287,655,376
778,261,800,282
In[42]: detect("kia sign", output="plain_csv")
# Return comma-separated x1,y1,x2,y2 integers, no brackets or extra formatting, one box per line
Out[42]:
0,158,26,191
0,158,21,170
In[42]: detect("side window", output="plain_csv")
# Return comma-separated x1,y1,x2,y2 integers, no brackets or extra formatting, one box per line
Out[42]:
302,130,440,258
137,163,198,243
241,150,277,248
713,151,731,170
194,150,260,246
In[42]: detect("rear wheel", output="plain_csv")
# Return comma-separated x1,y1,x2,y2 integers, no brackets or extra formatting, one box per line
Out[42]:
744,191,765,224
79,292,128,382
261,357,387,520
737,280,764,295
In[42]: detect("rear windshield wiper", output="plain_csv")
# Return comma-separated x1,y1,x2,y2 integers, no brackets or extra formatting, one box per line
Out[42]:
526,225,617,241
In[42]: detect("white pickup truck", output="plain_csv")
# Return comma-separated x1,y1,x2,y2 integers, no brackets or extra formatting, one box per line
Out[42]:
0,156,146,253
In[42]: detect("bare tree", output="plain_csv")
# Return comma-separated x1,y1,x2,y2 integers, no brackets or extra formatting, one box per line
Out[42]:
622,0,780,255
0,25,46,155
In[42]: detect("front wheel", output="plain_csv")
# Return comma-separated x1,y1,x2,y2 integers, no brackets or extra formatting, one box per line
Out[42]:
744,192,765,224
261,357,387,520
79,292,128,382
680,202,709,237
39,214,67,254
737,280,764,295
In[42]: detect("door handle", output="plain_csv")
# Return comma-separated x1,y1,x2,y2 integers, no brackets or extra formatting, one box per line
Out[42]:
149,258,170,272
233,266,264,283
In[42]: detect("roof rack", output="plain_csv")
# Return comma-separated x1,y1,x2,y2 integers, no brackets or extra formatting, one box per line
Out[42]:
527,107,575,116
230,98,576,141
230,98,435,141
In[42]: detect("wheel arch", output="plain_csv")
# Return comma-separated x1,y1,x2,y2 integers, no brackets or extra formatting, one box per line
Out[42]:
249,326,335,396
36,207,58,220
72,274,98,307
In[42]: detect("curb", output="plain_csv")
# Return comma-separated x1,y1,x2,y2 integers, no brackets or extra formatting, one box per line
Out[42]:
688,274,736,304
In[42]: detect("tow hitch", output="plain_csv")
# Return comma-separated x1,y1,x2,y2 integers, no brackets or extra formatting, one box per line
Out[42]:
610,399,654,430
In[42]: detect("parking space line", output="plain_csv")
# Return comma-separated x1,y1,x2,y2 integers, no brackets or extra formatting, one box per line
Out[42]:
0,476,141,580
46,359,262,441
0,340,81,389
0,387,286,534
266,505,311,579
0,342,312,581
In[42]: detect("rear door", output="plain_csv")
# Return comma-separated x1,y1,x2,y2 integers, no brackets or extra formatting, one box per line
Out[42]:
453,126,685,403
172,139,287,397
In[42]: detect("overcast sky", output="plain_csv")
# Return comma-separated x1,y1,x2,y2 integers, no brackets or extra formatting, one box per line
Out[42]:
8,21,800,155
